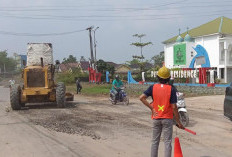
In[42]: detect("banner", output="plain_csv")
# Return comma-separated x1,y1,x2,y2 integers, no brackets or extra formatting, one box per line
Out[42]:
174,43,186,65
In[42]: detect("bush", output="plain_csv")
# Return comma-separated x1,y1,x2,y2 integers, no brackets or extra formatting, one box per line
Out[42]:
56,72,89,84
145,76,158,82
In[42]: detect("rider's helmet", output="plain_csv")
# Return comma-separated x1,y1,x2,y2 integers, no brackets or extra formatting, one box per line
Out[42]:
169,77,174,85
115,75,119,80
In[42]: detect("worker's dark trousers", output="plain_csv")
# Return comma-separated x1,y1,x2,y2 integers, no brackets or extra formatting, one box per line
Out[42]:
151,119,173,157
76,86,82,94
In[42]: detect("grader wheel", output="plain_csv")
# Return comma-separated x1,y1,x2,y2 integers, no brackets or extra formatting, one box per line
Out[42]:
56,82,66,108
10,85,22,110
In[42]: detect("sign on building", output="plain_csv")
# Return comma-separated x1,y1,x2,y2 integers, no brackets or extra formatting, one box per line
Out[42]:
174,43,186,65
195,56,206,65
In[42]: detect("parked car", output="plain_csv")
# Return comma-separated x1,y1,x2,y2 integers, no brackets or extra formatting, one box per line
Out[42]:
224,82,232,120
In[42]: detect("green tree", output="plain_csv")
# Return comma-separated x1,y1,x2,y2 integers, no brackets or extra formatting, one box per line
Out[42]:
126,58,151,74
62,55,77,64
97,59,115,76
131,34,152,58
0,51,16,72
151,51,164,68
80,56,86,62
126,59,140,65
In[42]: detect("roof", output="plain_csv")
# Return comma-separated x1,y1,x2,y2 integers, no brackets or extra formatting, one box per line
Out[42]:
115,64,131,70
80,61,89,71
115,64,131,74
163,16,232,44
59,63,80,72
106,62,119,68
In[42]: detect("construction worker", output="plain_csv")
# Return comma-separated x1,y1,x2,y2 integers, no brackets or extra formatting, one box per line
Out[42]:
139,66,184,157
76,78,82,94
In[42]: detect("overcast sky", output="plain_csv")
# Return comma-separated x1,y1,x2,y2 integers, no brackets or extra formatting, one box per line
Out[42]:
0,0,231,63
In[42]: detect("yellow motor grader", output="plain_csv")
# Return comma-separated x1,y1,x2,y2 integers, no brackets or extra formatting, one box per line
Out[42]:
10,43,73,110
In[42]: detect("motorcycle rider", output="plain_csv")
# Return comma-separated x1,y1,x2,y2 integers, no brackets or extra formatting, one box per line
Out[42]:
169,77,178,93
111,75,123,101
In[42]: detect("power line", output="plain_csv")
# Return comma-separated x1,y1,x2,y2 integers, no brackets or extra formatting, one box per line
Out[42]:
0,3,232,12
0,29,86,36
0,9,232,22
0,0,188,12
2,8,232,19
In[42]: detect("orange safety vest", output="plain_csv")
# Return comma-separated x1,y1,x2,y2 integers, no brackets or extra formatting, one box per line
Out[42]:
152,84,173,119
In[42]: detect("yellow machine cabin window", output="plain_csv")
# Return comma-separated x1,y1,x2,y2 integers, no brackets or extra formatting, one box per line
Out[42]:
27,69,45,87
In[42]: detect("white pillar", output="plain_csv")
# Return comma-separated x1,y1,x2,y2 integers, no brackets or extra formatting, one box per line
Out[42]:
225,48,227,83
142,72,145,82
224,42,228,83
217,67,220,79
210,70,214,83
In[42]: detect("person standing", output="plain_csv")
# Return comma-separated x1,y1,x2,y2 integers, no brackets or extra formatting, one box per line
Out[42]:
139,66,184,157
9,79,15,89
76,78,82,94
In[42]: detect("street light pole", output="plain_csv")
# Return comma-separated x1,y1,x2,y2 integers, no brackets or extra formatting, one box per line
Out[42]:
93,27,99,63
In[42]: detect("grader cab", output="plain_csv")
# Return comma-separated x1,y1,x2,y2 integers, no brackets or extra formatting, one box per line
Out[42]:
10,43,73,110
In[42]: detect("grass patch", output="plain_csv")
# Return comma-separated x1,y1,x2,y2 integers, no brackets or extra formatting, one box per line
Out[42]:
66,82,112,96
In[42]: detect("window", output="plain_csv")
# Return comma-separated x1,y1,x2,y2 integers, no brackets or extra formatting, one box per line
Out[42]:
220,68,224,79
220,42,225,62
191,51,194,57
228,44,232,63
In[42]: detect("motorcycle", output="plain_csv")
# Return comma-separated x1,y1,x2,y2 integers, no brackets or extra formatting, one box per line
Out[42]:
109,87,129,105
169,78,189,127
176,92,189,127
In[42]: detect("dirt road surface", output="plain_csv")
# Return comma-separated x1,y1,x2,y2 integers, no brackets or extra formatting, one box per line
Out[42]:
0,86,232,157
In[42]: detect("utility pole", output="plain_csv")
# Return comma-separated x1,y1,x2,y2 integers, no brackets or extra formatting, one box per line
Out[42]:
93,27,99,63
86,26,94,69
3,63,5,78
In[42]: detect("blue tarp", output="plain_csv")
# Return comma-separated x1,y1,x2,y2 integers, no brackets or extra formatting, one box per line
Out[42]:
106,71,110,83
127,71,138,84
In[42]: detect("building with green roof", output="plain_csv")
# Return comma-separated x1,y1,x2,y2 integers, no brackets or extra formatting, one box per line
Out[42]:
163,16,232,83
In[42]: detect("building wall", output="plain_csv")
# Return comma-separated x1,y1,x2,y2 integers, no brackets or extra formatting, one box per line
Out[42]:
164,34,232,83
20,55,27,67
195,35,219,67
165,34,219,69
186,42,196,68
164,43,174,68
15,54,27,69
227,68,232,83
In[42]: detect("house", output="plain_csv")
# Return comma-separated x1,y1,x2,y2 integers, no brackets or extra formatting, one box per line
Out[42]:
115,64,131,74
80,61,90,73
129,62,153,72
15,54,27,69
106,62,118,68
163,16,232,83
58,63,81,73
